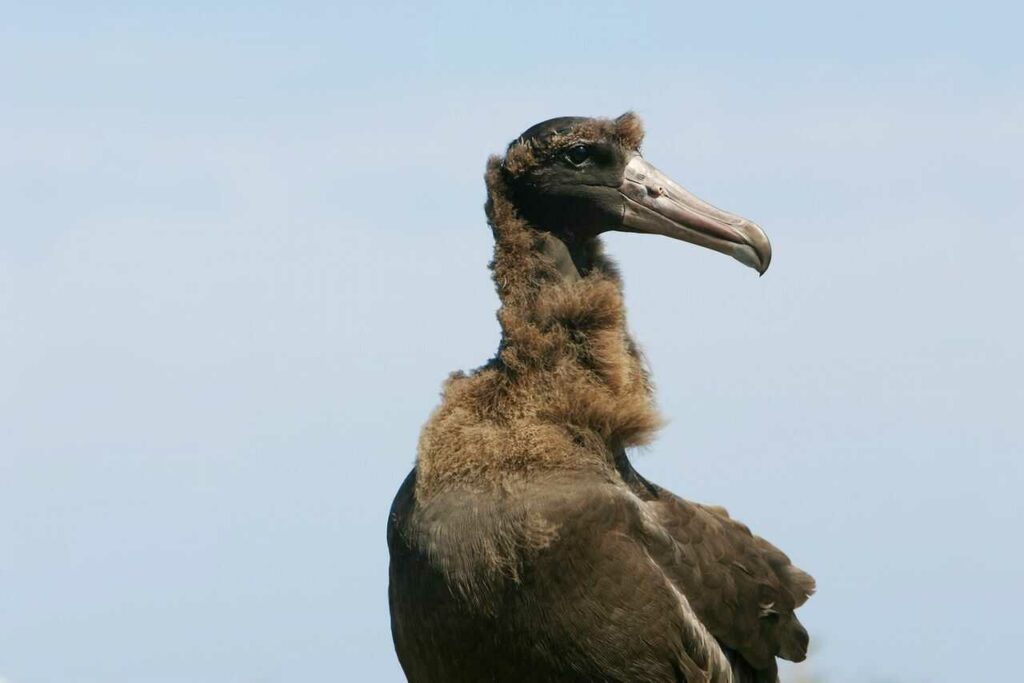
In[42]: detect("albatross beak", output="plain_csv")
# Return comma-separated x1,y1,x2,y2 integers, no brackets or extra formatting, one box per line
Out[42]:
618,155,772,274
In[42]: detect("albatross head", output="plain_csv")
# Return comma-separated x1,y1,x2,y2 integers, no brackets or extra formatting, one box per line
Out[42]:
501,112,771,274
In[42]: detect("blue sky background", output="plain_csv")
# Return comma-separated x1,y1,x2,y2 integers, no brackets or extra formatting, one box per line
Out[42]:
2,2,1022,682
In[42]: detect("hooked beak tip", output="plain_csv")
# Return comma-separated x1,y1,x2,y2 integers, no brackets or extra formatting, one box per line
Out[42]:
745,221,772,275
730,228,772,275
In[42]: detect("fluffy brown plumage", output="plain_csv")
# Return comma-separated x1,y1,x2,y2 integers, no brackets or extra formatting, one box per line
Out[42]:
388,113,814,682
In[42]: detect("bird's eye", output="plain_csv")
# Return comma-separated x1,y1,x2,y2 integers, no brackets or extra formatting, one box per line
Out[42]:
565,144,591,166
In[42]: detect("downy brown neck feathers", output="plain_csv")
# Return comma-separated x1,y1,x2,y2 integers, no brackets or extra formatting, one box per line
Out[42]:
415,158,662,499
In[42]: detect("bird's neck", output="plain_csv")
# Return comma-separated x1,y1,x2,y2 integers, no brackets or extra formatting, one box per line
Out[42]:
411,160,664,498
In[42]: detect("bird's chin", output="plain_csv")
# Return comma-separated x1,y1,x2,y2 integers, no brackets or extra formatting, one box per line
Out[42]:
615,155,772,274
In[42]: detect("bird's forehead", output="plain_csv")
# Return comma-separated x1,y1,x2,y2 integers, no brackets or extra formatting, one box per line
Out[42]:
514,116,594,146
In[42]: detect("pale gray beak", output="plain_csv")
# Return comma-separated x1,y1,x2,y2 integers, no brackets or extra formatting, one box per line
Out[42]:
618,155,772,274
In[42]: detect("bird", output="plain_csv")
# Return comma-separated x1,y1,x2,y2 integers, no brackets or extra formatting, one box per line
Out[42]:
387,113,814,683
